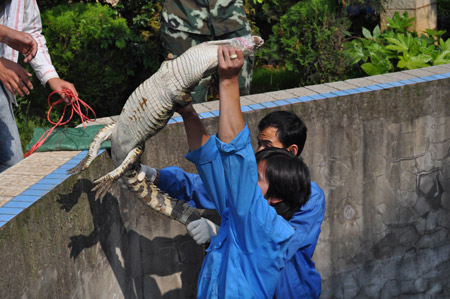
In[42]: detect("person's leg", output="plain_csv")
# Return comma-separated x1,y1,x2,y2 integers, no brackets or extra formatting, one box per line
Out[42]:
160,26,212,103
0,84,23,172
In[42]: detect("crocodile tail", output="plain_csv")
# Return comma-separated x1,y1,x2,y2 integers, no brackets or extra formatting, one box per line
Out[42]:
123,169,201,225
67,122,116,174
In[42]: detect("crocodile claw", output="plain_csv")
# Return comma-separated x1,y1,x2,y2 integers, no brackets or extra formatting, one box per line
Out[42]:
92,174,116,200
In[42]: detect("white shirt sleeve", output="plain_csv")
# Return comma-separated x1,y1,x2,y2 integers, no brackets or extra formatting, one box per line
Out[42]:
23,0,58,85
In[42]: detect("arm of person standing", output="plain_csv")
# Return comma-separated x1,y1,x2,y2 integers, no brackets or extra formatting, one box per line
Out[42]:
0,25,37,96
23,0,77,102
0,25,37,63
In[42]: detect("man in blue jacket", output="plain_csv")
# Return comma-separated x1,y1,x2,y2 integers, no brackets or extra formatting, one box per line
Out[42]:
145,108,326,298
144,103,324,297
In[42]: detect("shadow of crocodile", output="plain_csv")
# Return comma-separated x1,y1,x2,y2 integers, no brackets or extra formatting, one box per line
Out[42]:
58,178,203,298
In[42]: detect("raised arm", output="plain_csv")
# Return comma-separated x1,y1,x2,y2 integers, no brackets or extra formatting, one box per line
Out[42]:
177,104,209,151
217,46,245,143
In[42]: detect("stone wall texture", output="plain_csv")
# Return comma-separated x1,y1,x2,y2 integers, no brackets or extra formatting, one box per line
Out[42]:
381,0,437,33
0,74,449,298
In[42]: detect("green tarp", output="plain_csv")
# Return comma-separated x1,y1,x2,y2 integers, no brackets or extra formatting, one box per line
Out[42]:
25,124,111,152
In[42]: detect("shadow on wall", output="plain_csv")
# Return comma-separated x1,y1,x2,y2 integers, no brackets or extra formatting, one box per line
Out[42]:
58,179,202,298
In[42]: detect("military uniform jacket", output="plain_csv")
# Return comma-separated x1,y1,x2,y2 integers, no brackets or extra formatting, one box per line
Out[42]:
160,0,249,36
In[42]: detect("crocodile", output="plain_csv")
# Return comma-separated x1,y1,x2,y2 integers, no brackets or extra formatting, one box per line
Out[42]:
69,35,264,225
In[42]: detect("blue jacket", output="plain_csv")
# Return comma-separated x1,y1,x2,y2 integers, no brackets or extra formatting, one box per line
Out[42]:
159,129,325,298
186,125,294,298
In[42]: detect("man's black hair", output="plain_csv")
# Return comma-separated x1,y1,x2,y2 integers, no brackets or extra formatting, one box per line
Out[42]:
258,111,307,157
256,147,311,221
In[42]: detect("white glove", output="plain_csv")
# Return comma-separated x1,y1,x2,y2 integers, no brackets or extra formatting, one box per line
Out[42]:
140,164,158,183
186,218,219,245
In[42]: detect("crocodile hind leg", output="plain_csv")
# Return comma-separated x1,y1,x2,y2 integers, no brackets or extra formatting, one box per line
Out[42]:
68,122,116,174
122,169,201,225
92,146,143,199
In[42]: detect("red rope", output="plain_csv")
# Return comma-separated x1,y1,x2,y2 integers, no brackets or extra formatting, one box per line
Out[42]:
24,89,96,157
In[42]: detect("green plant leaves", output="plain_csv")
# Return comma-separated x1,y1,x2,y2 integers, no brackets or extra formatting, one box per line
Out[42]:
386,11,415,33
344,10,450,75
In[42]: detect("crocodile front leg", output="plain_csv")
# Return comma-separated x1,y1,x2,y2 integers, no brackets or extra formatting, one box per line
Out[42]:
92,146,143,199
68,123,116,174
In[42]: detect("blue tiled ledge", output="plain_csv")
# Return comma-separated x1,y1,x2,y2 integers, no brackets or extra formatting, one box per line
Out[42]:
0,149,104,228
1,70,449,228
192,72,450,121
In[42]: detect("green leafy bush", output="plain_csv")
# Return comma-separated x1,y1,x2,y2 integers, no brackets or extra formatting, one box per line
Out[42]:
255,0,351,87
23,2,161,119
345,11,450,75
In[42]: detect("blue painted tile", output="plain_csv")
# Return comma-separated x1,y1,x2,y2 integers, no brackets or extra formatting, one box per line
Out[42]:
344,89,360,95
0,214,15,222
11,195,40,202
441,72,450,78
28,183,55,191
172,116,183,123
20,189,48,196
320,93,338,98
0,221,6,227
53,167,72,174
211,110,220,116
39,177,64,185
168,119,176,124
45,173,70,180
241,105,253,112
199,111,216,119
72,151,88,160
248,103,265,110
298,96,314,102
420,76,435,81
365,85,383,91
309,94,326,100
398,79,415,85
3,201,33,209
261,101,277,108
331,90,350,96
57,163,76,170
355,87,371,92
286,98,302,104
0,207,23,215
378,83,395,88
409,78,426,83
273,100,290,106
432,74,447,80
388,81,404,87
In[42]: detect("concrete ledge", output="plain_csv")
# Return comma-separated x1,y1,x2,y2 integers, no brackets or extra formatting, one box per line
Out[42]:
2,64,450,226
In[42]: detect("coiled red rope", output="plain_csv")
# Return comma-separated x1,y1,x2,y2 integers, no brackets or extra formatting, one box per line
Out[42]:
24,89,96,157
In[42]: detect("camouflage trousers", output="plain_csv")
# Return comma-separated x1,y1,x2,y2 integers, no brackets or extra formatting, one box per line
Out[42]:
161,26,254,103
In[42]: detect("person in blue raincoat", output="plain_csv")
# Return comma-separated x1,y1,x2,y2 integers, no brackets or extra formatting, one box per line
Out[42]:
174,45,312,298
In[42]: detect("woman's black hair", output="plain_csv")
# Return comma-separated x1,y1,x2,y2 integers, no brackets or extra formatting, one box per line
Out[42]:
256,147,311,220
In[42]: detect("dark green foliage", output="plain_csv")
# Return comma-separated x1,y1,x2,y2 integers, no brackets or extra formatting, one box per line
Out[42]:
438,0,450,40
251,67,299,94
23,3,161,119
345,12,450,76
255,0,351,87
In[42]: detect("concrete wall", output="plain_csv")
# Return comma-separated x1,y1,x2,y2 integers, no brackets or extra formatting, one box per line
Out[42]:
0,66,449,298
